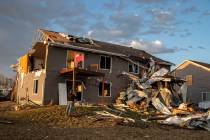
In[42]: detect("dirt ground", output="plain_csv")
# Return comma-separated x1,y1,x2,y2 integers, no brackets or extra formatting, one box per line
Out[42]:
0,101,210,140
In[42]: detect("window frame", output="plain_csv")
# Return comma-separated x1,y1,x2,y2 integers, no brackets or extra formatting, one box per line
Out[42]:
128,62,139,74
202,92,210,101
98,81,111,97
33,79,39,95
99,55,112,70
66,50,85,69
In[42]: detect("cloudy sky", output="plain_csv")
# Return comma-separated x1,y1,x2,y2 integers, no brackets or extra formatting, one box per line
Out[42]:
0,0,210,77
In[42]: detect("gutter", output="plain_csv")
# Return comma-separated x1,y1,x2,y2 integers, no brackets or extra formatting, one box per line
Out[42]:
47,42,127,57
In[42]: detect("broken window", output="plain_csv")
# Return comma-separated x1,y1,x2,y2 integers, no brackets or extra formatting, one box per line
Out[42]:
202,92,210,101
100,56,111,70
33,79,38,94
98,82,111,97
67,50,84,69
28,44,46,72
128,62,139,74
129,63,133,72
185,75,192,86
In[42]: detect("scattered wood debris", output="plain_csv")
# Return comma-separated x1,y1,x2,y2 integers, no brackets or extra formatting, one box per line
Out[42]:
115,58,210,132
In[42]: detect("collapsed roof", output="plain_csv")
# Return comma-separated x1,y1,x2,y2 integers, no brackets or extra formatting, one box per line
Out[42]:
33,29,173,66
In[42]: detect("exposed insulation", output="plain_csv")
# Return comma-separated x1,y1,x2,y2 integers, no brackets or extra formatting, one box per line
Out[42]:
19,54,29,74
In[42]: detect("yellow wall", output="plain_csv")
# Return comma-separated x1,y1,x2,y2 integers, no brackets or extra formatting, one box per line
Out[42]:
19,54,28,73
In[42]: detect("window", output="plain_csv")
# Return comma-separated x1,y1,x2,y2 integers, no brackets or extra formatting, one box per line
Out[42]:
100,56,111,70
185,75,192,86
202,92,210,101
33,79,38,94
128,62,139,74
98,82,111,97
67,50,84,69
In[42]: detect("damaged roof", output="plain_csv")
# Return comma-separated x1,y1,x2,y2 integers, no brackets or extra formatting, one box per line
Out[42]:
36,29,173,66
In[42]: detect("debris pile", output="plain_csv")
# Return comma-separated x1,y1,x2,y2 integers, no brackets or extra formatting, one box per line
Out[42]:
116,58,210,132
117,68,184,113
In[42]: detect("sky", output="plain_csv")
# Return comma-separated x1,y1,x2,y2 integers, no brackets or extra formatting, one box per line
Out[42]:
0,0,210,78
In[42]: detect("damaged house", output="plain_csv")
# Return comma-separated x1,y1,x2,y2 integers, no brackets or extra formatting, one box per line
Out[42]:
172,60,210,105
12,29,173,105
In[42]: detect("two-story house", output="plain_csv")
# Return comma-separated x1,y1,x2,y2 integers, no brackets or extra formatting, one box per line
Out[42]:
14,29,173,105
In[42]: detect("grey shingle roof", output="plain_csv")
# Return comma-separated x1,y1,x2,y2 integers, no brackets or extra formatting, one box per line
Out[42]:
40,29,173,65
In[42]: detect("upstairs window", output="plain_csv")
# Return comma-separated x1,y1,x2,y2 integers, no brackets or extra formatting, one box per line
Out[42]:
33,79,38,94
98,82,111,97
128,62,139,74
67,50,84,69
100,56,111,70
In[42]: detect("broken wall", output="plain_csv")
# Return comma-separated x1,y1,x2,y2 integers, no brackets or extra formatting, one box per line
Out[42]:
16,70,46,105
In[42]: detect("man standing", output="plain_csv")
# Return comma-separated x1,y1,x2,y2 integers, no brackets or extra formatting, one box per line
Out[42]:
66,90,76,116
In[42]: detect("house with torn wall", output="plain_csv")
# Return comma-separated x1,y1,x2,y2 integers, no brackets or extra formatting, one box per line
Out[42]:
12,29,173,105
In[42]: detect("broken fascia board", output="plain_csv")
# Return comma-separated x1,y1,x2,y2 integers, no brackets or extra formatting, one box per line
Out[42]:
151,68,169,78
122,71,140,81
156,61,175,66
48,42,127,57
121,57,148,69
121,71,150,89
145,77,171,86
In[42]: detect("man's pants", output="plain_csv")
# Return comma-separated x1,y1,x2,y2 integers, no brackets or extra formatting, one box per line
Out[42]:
66,101,74,116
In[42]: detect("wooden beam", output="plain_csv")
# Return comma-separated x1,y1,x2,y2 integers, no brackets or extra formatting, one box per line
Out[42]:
73,67,75,95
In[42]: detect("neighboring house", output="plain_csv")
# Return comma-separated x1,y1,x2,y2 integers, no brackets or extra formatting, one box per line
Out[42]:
13,29,173,105
0,73,13,100
172,60,210,104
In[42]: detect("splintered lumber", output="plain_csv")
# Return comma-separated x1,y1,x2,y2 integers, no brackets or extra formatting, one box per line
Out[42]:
152,98,172,115
0,120,13,124
95,110,135,122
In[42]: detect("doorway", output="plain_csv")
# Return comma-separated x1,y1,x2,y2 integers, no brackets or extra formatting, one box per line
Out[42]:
66,80,83,101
